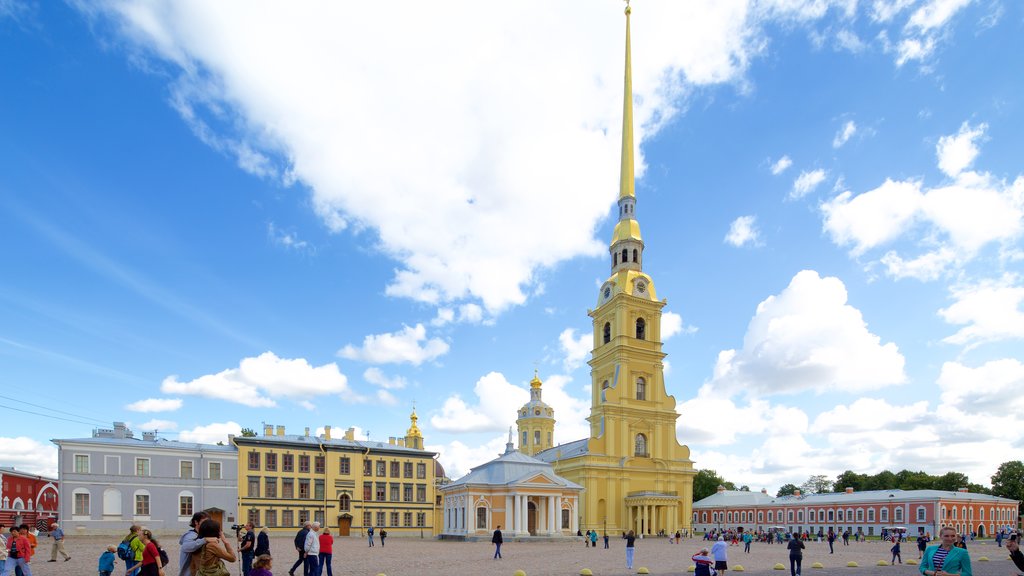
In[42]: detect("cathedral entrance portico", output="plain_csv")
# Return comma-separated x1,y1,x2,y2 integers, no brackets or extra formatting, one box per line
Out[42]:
626,493,679,535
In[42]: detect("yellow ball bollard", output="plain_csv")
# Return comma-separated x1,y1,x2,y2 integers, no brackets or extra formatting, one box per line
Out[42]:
978,557,990,562
734,565,745,571
812,562,824,569
580,570,594,576
513,571,527,576
877,560,890,566
774,563,786,570
638,569,650,575
688,566,696,572
847,561,859,567
907,560,919,565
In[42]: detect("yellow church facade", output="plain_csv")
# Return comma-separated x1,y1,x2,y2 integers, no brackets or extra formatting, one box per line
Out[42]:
527,2,696,537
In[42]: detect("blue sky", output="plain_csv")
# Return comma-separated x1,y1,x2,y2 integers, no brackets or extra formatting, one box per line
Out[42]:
1,0,1022,493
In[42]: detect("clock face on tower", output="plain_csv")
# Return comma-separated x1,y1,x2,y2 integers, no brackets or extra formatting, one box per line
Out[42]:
636,281,646,294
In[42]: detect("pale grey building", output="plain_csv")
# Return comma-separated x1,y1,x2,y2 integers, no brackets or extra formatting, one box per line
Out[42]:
53,422,238,535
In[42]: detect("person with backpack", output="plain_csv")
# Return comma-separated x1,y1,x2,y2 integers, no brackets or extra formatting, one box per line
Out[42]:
179,512,210,576
127,529,163,576
119,526,144,574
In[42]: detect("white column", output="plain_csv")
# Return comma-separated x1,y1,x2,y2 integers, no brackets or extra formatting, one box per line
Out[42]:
513,495,521,533
521,495,528,534
505,495,513,531
548,496,555,534
570,498,578,533
555,496,562,532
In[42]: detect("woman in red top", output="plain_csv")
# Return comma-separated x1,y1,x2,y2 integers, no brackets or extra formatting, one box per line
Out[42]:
318,527,334,576
128,529,163,576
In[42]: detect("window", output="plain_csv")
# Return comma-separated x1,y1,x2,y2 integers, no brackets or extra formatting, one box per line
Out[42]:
603,322,611,344
248,509,260,526
248,477,260,498
391,461,400,477
868,509,875,522
135,458,150,476
880,508,888,522
363,460,372,476
209,462,222,480
299,479,310,499
634,433,648,457
266,510,277,527
417,512,426,527
818,510,825,522
315,479,324,500
299,510,310,525
404,462,413,478
788,510,794,522
179,495,194,517
363,484,372,501
315,511,324,525
299,455,310,473
315,456,325,474
622,248,628,263
895,507,903,522
633,248,638,262
73,491,90,515
404,484,413,502
477,507,487,529
417,484,426,502
74,454,89,474
282,478,294,499
282,510,294,527
135,493,150,516
417,463,426,479
917,507,926,522
340,494,351,511
377,461,387,477
248,451,260,470
265,453,277,471
265,478,277,498
390,512,399,526
376,511,385,526
768,511,773,522
758,512,764,523
404,512,413,527
636,377,646,400
390,484,400,501
283,454,294,472
339,457,351,475
635,317,645,340
534,430,541,445
856,509,864,522
376,483,386,501
522,431,528,446
362,511,371,526
952,507,957,520
180,460,194,479
563,509,570,529
797,510,804,522
828,509,834,521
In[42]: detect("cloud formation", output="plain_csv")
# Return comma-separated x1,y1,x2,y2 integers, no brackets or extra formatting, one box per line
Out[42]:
833,120,857,148
162,352,351,407
939,275,1024,349
125,397,183,413
179,421,242,445
770,155,793,175
725,215,762,247
792,169,828,199
339,324,449,366
558,328,592,372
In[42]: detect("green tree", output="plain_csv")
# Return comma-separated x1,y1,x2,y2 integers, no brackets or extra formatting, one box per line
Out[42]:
835,470,866,492
777,483,799,497
240,427,257,437
694,469,735,501
991,461,1024,513
739,485,750,492
895,469,934,490
801,474,834,494
932,472,970,491
864,470,898,491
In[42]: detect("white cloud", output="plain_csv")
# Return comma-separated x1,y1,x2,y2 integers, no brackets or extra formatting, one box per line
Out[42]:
0,437,58,478
430,372,528,433
137,419,178,431
879,247,957,281
822,179,923,256
937,121,986,178
871,0,916,23
162,351,351,407
938,359,1024,416
677,386,808,446
832,119,857,148
791,169,828,199
338,324,449,366
125,397,183,412
906,0,974,33
770,155,793,175
939,275,1024,348
710,270,906,396
834,29,867,52
429,435,509,481
558,328,592,372
267,222,309,251
813,397,929,433
179,421,242,445
363,367,408,390
661,311,683,340
430,308,455,327
724,215,762,247
891,0,974,66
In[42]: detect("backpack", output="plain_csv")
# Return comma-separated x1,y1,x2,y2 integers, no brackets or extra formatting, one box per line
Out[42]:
117,537,134,561
159,547,170,566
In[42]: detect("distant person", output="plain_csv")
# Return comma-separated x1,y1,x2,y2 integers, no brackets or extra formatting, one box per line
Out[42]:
366,525,374,548
45,523,70,562
787,530,805,576
178,511,209,576
920,527,972,576
379,529,387,547
121,525,144,574
254,526,271,558
318,528,333,576
625,530,637,571
827,530,836,554
98,545,117,576
491,526,503,559
892,539,902,564
917,534,929,560
743,531,752,553
590,530,597,548
712,535,729,576
249,554,273,576
604,533,610,549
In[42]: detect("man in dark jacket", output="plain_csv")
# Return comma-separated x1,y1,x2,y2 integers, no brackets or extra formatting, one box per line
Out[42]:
289,522,310,576
491,525,503,559
254,526,270,558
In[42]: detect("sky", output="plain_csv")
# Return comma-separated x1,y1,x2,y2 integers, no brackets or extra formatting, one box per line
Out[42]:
0,0,1022,495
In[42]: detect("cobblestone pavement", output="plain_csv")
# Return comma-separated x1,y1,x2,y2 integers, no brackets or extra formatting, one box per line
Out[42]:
17,534,1019,576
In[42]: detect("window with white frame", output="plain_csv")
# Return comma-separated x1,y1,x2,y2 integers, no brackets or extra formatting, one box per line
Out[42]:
895,507,903,522
917,507,926,522
867,508,875,522
135,458,150,476
209,461,222,480
180,460,194,479
73,489,90,515
74,454,89,473
179,493,194,517
135,491,150,516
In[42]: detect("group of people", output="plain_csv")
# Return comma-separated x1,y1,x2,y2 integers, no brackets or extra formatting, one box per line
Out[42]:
287,521,339,576
1,521,74,576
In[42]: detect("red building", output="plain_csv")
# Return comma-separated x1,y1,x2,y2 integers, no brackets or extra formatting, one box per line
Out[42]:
0,466,59,529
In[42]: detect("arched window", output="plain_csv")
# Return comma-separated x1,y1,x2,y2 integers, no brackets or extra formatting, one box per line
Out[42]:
633,249,638,262
634,433,648,457
477,506,488,529
103,488,121,516
702,512,707,523
614,253,618,265
534,430,541,445
522,431,528,447
636,377,646,400
340,494,351,511
895,507,903,522
622,249,628,263
603,323,611,344
635,318,646,340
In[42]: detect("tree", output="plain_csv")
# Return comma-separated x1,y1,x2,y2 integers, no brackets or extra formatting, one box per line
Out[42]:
240,427,258,437
777,483,799,497
991,461,1024,513
895,469,934,491
864,470,898,491
739,485,750,492
801,474,834,494
694,469,734,502
932,471,971,492
835,470,866,492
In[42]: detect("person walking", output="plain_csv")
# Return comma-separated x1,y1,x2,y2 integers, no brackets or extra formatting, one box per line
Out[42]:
491,526,503,559
604,533,609,549
97,545,116,576
379,529,387,547
920,527,972,576
624,530,636,571
827,530,835,554
787,530,805,576
892,538,903,564
289,522,310,576
254,526,270,559
743,531,752,553
318,527,333,576
589,530,597,548
45,523,70,562
917,534,929,560
126,529,163,576
712,535,729,576
366,525,374,548
303,522,321,576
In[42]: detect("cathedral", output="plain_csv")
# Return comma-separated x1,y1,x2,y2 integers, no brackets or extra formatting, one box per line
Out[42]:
526,2,696,536
440,3,695,539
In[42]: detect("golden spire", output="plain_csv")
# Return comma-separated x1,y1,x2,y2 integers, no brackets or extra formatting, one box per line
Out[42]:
619,0,635,200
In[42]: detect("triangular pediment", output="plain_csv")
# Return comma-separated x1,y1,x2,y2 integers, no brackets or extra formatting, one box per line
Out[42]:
523,473,557,485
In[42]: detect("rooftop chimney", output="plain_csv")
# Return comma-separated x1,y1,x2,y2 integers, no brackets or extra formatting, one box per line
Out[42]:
794,489,802,497
142,431,156,441
957,487,969,493
845,487,854,494
761,488,768,494
324,426,331,441
717,485,727,493
305,427,310,437
264,424,273,436
344,427,355,441
276,425,285,436
389,437,396,445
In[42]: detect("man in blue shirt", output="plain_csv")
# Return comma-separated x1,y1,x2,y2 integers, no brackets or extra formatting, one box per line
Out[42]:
46,523,70,562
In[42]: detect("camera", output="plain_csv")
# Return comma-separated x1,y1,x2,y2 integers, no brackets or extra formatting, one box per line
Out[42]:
231,524,244,532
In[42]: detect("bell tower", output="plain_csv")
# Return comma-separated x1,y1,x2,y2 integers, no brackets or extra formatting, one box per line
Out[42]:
516,372,555,456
